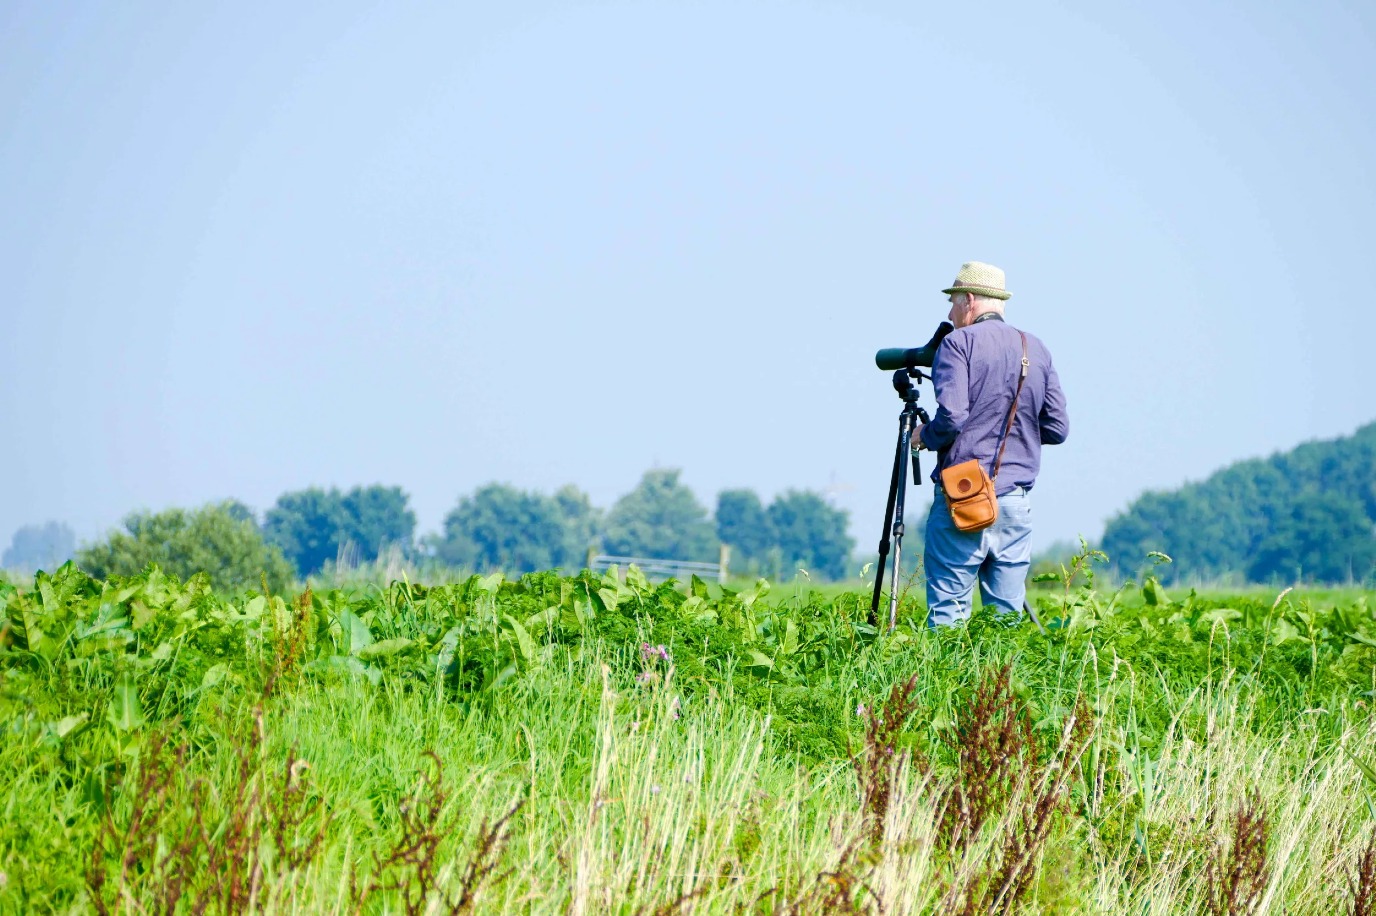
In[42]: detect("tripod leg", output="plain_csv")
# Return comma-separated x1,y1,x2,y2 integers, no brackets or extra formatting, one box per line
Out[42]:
886,413,915,632
869,433,906,626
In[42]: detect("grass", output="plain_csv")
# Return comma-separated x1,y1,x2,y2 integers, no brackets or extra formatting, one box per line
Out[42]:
3,562,1376,913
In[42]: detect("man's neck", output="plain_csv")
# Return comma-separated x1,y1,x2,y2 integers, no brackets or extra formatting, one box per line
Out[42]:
972,311,1005,324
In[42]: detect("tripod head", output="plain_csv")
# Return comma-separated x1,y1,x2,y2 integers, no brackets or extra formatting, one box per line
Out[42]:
891,367,930,403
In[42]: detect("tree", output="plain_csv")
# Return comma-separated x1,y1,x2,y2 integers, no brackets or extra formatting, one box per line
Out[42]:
1247,492,1376,584
339,485,416,561
553,484,602,569
435,483,580,573
767,490,854,581
77,502,294,593
603,469,717,561
264,485,416,576
1101,420,1376,584
264,488,344,576
3,521,76,573
715,489,775,573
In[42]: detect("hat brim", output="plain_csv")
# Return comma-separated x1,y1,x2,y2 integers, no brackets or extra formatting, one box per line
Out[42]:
942,284,1012,300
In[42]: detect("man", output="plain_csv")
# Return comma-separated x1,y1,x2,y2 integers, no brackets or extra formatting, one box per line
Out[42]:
913,262,1068,627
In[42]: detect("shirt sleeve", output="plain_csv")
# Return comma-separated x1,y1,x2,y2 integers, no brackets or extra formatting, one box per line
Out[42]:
1039,358,1069,445
919,337,968,451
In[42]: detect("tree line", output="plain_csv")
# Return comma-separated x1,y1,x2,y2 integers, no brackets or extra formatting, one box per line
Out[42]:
1101,420,1376,585
3,469,855,590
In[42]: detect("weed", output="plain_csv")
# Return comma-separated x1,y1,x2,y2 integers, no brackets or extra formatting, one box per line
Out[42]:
352,751,523,915
1350,828,1376,916
1204,790,1271,916
941,664,1032,855
853,672,922,847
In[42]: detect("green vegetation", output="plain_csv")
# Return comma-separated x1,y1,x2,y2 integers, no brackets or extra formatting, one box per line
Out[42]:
3,555,1375,912
1102,421,1376,586
431,482,601,573
264,485,417,577
602,469,719,562
75,502,294,594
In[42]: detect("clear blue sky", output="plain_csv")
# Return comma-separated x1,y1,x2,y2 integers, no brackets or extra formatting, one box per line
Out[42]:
3,1,1374,561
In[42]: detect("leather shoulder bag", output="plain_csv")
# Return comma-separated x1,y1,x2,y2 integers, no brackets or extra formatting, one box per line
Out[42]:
939,331,1028,533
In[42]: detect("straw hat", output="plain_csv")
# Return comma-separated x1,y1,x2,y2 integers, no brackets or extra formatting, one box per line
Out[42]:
942,261,1011,300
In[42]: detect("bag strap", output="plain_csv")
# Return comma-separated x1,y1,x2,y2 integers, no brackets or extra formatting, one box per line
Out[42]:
991,332,1029,481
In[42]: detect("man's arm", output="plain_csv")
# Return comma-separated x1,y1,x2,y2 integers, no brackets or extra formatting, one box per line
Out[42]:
918,339,968,451
1039,360,1068,445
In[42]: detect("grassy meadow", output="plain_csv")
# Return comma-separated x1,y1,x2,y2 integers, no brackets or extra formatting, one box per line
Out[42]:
2,558,1376,914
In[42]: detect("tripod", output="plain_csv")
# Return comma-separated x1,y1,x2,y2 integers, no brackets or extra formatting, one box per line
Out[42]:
869,367,930,631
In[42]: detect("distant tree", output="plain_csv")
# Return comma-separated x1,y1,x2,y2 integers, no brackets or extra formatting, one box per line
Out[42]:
1102,420,1376,584
553,484,602,569
603,469,717,561
1248,492,1376,584
715,489,775,572
339,485,416,560
767,490,853,581
77,502,294,593
3,521,77,573
264,485,415,576
222,500,257,525
264,488,345,576
435,483,576,573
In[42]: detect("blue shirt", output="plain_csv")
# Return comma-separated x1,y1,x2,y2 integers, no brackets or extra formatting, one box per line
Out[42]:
917,317,1068,495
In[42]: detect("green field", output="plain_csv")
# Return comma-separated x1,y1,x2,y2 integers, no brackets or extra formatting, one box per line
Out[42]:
3,560,1375,914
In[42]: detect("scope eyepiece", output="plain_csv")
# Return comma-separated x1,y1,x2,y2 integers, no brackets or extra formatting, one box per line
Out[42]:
874,321,954,371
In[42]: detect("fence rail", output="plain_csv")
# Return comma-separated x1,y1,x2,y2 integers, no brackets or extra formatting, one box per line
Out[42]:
589,546,730,584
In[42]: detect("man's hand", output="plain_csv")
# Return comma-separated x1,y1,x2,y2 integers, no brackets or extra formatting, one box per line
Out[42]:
911,424,926,451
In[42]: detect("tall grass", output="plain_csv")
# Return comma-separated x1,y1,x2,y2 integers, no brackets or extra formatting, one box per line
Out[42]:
3,563,1375,912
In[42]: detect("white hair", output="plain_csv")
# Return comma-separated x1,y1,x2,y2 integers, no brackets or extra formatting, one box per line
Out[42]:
966,293,1005,314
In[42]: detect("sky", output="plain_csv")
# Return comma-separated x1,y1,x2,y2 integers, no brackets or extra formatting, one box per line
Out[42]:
3,0,1375,564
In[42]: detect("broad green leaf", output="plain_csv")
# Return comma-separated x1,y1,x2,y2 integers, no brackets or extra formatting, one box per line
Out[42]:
314,654,381,685
690,575,710,600
625,565,652,594
559,604,584,633
357,637,415,661
597,587,620,613
199,664,228,692
106,680,145,732
55,713,89,740
1269,618,1301,645
740,578,771,609
243,596,267,620
131,599,158,631
525,607,559,631
476,572,505,594
746,650,774,670
338,609,374,655
504,615,536,664
782,618,799,656
435,626,460,673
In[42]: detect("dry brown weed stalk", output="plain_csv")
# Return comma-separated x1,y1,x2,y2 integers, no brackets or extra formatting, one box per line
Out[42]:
1204,790,1271,916
352,751,524,915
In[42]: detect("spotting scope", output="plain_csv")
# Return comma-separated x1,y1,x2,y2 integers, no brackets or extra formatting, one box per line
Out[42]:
874,321,954,371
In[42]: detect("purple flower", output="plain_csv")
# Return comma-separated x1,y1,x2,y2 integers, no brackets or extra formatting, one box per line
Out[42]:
640,642,671,663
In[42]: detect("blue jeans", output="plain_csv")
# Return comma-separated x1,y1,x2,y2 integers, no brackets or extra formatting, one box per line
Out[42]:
924,486,1032,628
